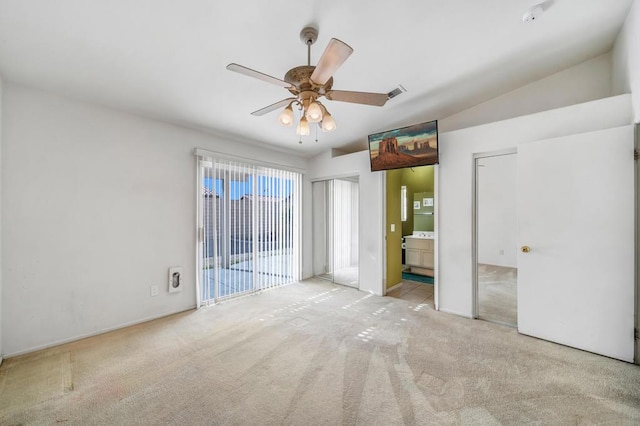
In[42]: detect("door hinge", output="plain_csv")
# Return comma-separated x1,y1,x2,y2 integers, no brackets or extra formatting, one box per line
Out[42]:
635,328,639,341
634,149,639,161
198,227,204,243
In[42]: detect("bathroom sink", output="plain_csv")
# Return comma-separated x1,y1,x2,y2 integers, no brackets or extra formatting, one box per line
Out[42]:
408,231,435,239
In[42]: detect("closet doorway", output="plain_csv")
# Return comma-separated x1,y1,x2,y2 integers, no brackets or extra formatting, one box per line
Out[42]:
474,151,518,327
473,125,635,361
312,177,359,288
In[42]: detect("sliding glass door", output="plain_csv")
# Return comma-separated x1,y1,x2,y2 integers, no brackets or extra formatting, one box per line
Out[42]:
197,156,301,305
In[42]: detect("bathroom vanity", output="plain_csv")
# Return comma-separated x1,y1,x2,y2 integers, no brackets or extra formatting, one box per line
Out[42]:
404,232,434,276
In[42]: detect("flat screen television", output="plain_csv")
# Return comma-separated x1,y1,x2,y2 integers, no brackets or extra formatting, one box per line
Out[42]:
368,120,438,172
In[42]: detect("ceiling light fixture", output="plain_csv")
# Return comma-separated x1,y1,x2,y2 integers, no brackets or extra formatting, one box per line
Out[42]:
296,115,310,136
319,102,336,132
305,98,323,123
277,102,295,127
285,96,335,137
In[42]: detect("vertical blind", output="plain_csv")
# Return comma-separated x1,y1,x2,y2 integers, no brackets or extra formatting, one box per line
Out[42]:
333,179,359,272
197,155,301,306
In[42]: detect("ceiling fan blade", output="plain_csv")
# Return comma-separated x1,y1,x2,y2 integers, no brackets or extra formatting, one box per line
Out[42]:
251,97,297,116
325,90,388,107
227,63,291,88
310,38,353,85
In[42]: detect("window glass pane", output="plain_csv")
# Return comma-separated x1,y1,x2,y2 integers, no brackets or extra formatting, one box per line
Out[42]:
199,160,300,304
401,185,407,222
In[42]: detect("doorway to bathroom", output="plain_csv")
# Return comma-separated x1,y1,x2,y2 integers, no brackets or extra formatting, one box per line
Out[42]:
312,177,359,288
473,151,518,327
384,165,436,305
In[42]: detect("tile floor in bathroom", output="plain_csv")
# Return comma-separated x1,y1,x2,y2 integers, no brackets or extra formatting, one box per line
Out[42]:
386,265,518,327
385,279,434,307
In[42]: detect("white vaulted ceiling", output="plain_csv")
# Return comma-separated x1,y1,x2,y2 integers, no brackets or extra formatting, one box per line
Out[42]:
0,0,633,156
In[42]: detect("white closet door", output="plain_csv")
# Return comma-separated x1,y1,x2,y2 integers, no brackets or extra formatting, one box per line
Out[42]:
517,125,635,362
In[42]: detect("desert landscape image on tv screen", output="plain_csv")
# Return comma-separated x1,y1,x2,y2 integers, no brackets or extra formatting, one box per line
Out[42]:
368,120,438,171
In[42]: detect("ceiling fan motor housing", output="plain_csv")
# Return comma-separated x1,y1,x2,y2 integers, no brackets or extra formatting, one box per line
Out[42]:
284,65,333,97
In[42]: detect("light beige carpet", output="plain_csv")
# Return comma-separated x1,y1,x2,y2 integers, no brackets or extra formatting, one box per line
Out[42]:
1,278,639,425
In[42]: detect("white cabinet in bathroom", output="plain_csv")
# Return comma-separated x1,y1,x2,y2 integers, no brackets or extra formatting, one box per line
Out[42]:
405,249,422,266
404,237,434,276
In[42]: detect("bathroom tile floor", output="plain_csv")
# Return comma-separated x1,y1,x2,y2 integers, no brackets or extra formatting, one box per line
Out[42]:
385,279,434,307
386,264,516,322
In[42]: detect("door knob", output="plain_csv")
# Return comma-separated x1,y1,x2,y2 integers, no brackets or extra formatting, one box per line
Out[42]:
521,246,531,253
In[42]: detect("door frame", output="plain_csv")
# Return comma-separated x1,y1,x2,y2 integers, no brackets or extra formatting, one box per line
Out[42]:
196,157,303,307
471,148,517,319
633,123,640,365
381,165,440,310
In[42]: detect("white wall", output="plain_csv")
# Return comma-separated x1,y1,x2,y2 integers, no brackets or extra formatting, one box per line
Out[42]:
438,94,633,317
477,154,517,268
611,1,640,364
1,84,308,356
306,54,623,302
441,53,613,132
612,0,640,123
307,150,384,295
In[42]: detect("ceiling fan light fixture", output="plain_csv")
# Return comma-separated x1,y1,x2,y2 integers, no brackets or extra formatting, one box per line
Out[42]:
317,102,336,132
306,99,323,123
278,103,294,127
296,116,310,136
321,112,336,132
227,26,388,142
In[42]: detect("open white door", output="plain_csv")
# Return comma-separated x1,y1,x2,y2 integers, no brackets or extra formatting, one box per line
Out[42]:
517,125,635,362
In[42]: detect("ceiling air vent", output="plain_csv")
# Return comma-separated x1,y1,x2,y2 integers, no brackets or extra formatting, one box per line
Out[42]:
387,85,407,100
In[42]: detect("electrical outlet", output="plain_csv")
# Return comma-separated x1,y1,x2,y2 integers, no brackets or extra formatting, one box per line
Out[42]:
150,285,159,297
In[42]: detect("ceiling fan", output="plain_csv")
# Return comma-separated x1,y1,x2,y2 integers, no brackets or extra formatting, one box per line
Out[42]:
226,26,389,138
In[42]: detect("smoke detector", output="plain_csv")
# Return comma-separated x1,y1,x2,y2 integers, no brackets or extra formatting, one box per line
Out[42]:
522,4,544,23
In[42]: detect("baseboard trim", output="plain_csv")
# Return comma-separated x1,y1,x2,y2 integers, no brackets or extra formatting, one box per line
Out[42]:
385,282,403,294
438,307,474,319
5,306,197,359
